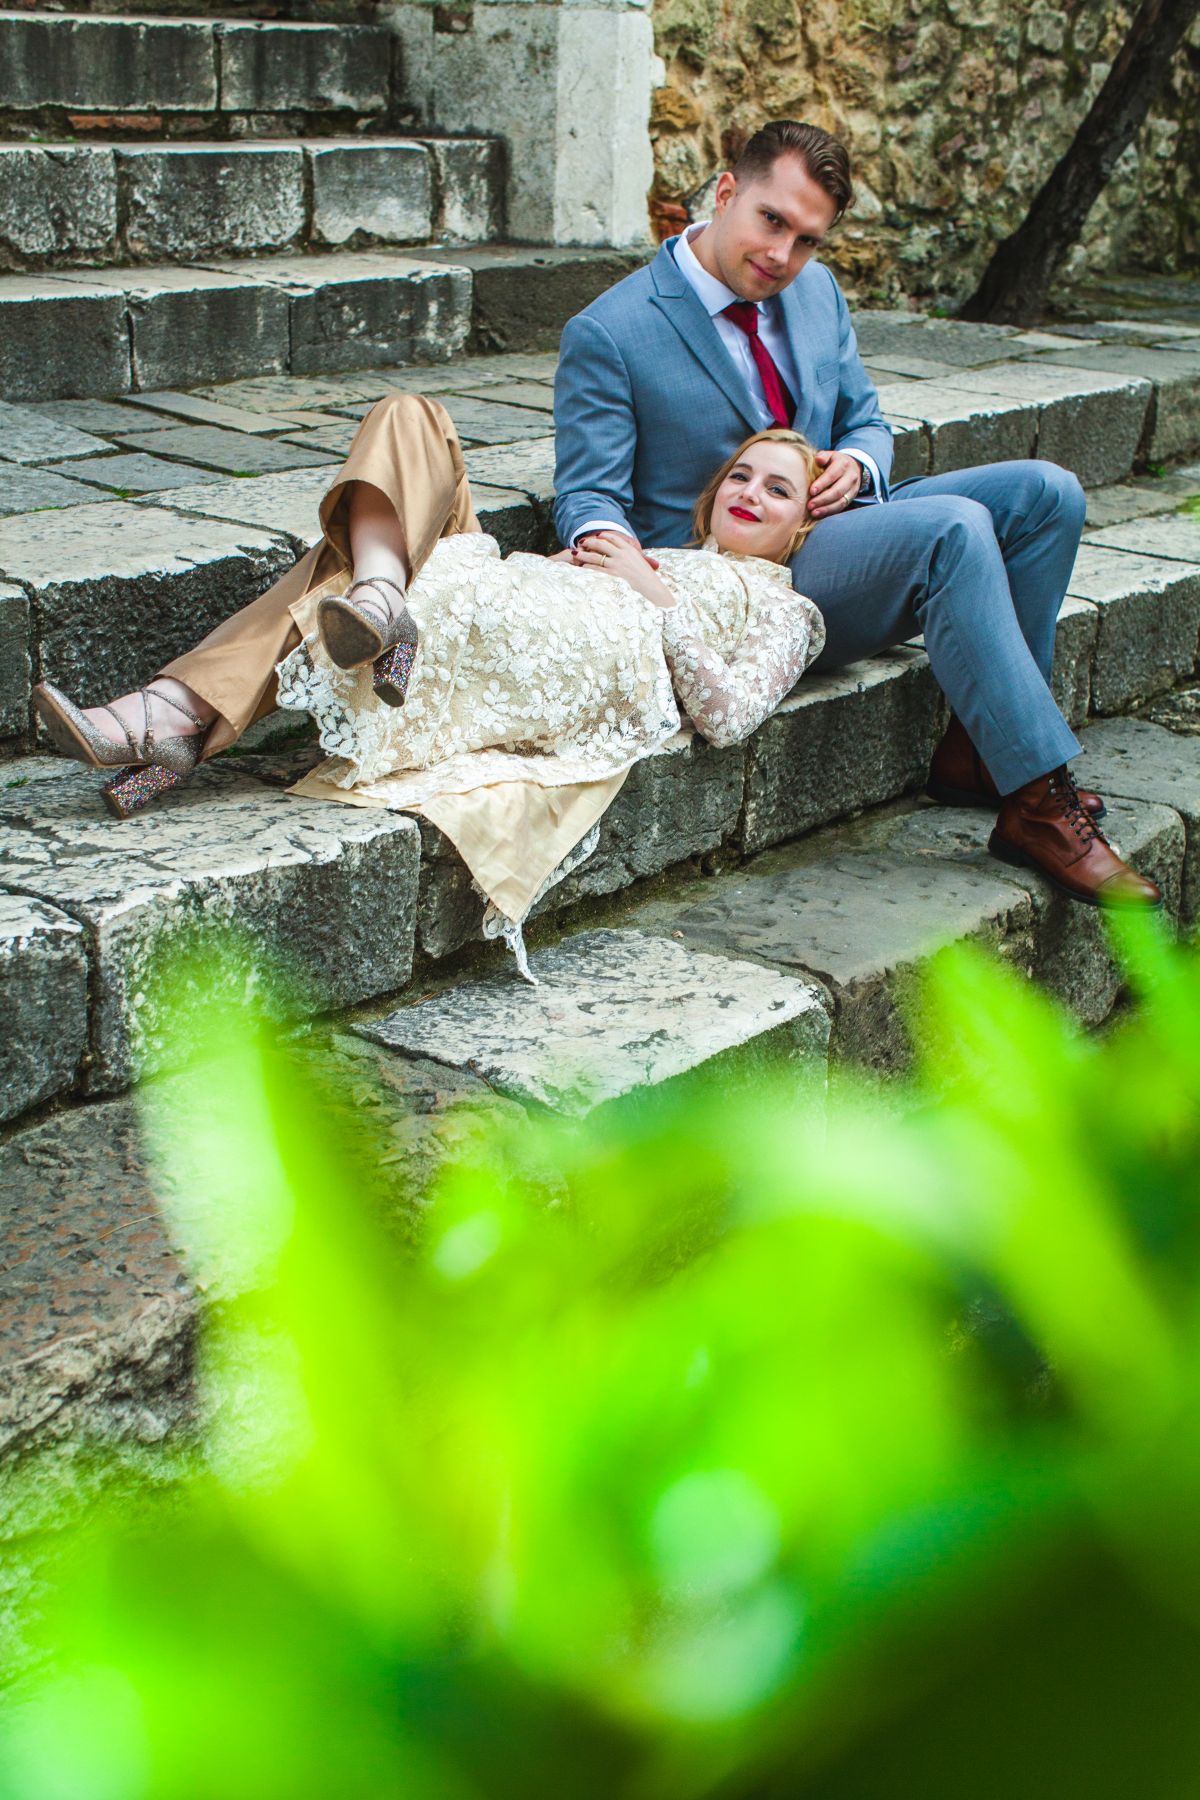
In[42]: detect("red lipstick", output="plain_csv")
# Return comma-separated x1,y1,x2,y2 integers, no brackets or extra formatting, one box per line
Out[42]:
729,506,758,521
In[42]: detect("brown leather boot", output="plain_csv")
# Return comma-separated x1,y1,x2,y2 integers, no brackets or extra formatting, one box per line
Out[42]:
928,715,1106,819
989,766,1162,908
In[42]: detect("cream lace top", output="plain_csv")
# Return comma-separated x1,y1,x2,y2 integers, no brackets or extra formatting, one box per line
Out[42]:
275,532,825,801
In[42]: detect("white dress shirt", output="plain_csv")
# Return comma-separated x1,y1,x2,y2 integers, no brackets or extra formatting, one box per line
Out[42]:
574,223,883,544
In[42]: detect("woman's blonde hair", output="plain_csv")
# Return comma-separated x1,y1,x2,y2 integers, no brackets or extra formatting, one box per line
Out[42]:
691,428,821,561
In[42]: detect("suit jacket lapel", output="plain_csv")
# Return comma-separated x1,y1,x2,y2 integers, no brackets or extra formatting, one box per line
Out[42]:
648,240,761,434
778,278,818,439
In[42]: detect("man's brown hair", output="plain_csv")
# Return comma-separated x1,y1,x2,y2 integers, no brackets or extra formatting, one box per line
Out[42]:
731,121,854,221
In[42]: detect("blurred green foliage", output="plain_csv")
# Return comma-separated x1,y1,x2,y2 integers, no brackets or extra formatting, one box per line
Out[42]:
5,918,1200,1799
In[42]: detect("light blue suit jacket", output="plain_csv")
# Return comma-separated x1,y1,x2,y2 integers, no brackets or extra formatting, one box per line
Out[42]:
553,238,893,549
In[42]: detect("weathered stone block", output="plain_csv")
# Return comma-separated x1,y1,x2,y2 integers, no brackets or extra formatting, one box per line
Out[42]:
741,649,945,854
52,454,218,496
0,500,295,706
876,798,1182,1031
1085,514,1200,566
0,401,110,466
0,583,30,738
0,146,117,271
116,424,335,476
0,889,87,1123
203,253,472,376
1073,716,1200,919
0,274,129,402
464,436,556,504
99,265,291,391
0,757,421,1092
873,381,1037,475
0,468,105,516
33,399,147,436
358,928,829,1115
421,244,646,353
216,22,391,114
940,362,1152,488
1022,795,1184,1024
416,729,744,959
438,395,564,447
418,3,654,248
1050,345,1200,462
0,13,217,112
141,466,335,551
470,483,549,554
1051,594,1098,729
308,142,432,248
429,137,505,243
628,814,1037,1075
117,145,306,261
888,418,929,481
853,317,1019,368
119,391,301,435
1085,482,1186,530
1067,543,1200,713
0,1095,197,1475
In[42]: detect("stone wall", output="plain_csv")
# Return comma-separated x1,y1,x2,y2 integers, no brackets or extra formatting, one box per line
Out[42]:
648,0,1200,308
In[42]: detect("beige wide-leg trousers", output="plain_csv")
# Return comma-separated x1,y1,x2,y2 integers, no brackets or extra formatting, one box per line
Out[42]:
161,393,480,759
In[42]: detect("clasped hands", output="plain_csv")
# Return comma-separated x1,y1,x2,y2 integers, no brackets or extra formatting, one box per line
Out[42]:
549,532,674,608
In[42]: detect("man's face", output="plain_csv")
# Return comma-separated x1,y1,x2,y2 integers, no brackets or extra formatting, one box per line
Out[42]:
703,153,839,301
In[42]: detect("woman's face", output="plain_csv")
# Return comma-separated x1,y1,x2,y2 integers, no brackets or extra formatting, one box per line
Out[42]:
709,441,811,562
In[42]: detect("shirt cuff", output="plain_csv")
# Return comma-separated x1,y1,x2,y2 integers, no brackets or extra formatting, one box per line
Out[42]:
845,451,884,504
572,518,638,546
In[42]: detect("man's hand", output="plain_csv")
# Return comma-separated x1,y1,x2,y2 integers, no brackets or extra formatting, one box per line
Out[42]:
578,528,660,570
807,450,863,518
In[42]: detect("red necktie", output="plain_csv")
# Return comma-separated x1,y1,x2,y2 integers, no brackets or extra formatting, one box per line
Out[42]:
722,301,794,427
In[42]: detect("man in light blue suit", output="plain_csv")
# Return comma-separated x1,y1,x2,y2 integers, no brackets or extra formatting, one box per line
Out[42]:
553,120,1159,908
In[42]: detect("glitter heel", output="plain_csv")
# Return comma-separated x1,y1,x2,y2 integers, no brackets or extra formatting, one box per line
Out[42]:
102,758,195,819
34,680,207,817
373,639,417,708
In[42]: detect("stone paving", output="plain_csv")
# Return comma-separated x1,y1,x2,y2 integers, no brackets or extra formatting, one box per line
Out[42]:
2,313,1200,1481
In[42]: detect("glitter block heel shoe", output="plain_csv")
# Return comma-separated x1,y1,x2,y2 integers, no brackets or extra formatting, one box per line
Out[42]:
318,575,418,693
102,759,194,819
34,681,207,817
373,638,418,708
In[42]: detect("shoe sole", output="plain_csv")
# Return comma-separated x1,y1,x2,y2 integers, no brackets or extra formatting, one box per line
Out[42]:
928,777,1105,821
34,683,119,770
988,831,1162,909
317,598,385,670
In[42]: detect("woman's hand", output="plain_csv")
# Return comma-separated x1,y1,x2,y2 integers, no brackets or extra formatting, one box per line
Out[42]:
572,535,677,609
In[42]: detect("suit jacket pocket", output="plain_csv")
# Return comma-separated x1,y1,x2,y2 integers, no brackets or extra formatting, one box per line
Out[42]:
816,358,840,386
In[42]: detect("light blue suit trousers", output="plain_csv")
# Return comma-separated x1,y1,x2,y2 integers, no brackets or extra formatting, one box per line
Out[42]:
793,461,1085,795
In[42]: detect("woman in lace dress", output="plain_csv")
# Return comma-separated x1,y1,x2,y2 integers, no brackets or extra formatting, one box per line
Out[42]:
34,395,824,966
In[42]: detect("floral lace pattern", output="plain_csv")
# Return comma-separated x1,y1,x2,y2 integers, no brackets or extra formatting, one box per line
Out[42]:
653,542,825,747
275,532,825,804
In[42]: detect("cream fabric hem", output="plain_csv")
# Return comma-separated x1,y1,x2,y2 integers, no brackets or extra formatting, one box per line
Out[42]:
287,764,629,924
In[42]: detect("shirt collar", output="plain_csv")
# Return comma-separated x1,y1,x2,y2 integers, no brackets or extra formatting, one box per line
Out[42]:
673,223,754,320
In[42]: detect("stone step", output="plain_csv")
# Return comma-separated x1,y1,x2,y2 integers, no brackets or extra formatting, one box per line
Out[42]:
0,1034,520,1492
0,136,504,274
0,245,640,402
0,753,421,1117
360,929,831,1116
0,12,397,132
6,710,1198,1489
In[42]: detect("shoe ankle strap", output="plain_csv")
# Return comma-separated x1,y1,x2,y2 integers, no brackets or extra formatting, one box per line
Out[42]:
347,575,405,627
144,683,207,732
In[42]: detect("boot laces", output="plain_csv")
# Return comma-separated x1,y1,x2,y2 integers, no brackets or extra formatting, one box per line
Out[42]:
1048,768,1101,845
